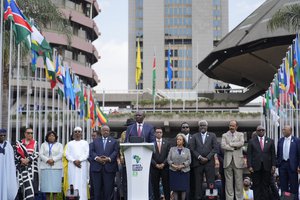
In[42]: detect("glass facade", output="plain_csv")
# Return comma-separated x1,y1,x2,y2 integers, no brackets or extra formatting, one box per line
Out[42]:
164,0,192,89
213,0,222,41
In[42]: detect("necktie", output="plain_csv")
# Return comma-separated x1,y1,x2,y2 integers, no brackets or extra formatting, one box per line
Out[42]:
138,124,142,137
157,140,161,153
259,137,264,151
103,138,107,150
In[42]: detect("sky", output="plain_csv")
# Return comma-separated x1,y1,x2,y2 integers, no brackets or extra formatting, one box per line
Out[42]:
92,0,265,92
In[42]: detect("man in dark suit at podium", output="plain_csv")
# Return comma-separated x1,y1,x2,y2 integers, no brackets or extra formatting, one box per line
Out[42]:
89,125,119,200
125,110,155,143
151,127,170,200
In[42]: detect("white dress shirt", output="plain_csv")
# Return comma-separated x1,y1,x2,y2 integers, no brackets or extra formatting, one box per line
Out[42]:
283,135,291,161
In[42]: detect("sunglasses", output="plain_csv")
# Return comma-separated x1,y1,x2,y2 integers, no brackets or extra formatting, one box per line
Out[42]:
74,131,82,133
182,126,189,129
256,129,265,132
26,132,33,134
0,135,6,137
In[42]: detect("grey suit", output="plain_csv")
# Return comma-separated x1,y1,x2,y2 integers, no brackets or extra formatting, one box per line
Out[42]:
167,147,191,173
221,131,244,200
190,132,217,200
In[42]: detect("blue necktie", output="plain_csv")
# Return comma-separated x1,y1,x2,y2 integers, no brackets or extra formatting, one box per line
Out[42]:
103,138,107,150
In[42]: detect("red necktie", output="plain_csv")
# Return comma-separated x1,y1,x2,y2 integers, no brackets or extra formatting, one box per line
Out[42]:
138,124,142,137
260,137,264,151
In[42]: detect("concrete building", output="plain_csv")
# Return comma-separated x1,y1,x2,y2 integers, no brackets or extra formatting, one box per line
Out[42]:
128,0,228,92
44,0,100,87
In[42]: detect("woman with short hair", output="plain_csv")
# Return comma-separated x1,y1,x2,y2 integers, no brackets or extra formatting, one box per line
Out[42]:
40,131,63,200
167,133,191,200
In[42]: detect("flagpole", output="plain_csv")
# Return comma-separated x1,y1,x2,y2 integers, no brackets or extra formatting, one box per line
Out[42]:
153,47,156,113
62,93,66,145
26,64,30,127
16,44,21,138
7,23,13,141
44,86,48,136
33,68,37,139
57,91,60,142
38,65,43,149
0,0,4,128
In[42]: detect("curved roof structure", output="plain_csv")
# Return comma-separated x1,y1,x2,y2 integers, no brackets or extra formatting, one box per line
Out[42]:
197,0,297,103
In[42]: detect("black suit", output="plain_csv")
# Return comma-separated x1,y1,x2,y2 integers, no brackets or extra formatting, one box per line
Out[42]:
190,132,217,200
247,136,276,200
151,138,170,200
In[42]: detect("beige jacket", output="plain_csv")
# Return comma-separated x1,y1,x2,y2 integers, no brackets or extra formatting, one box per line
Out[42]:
221,131,244,169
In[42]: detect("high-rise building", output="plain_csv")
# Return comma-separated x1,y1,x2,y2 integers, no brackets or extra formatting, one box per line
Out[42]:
128,0,228,92
44,0,100,87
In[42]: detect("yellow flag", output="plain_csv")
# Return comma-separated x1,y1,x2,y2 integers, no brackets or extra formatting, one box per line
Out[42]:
135,39,142,86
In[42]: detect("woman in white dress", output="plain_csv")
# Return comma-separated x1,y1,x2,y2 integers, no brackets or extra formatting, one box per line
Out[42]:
40,131,63,200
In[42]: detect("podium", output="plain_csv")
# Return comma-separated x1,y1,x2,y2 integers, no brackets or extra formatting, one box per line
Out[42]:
120,143,154,200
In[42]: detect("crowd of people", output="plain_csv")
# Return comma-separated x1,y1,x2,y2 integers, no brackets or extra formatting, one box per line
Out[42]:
0,110,299,200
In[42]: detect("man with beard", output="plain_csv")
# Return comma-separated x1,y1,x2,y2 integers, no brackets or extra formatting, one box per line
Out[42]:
190,120,217,200
221,120,244,200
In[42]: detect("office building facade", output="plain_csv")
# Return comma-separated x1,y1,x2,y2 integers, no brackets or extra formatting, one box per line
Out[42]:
128,0,228,92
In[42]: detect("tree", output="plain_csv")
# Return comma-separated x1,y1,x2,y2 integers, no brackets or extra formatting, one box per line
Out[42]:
267,3,300,32
1,0,71,130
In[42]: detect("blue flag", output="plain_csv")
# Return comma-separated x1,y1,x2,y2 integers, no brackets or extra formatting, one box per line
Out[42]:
167,48,173,89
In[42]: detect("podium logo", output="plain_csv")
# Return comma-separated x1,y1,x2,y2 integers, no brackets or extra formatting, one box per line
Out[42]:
133,155,141,163
132,155,143,176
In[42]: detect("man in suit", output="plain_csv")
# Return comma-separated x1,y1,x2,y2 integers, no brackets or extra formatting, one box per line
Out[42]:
277,125,300,199
125,110,155,143
190,120,217,200
89,125,119,200
89,130,100,200
151,127,170,200
221,120,244,200
247,125,276,200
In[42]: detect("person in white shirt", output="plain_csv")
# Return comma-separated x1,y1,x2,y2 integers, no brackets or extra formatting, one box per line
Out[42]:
40,131,63,200
243,177,254,200
66,127,89,200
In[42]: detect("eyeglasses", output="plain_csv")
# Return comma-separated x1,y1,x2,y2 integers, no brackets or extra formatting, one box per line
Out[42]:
74,131,82,133
0,135,6,137
256,129,265,132
181,126,189,129
26,132,33,134
199,124,207,127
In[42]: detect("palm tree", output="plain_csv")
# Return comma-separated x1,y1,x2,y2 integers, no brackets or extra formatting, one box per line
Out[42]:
1,0,70,130
267,3,300,32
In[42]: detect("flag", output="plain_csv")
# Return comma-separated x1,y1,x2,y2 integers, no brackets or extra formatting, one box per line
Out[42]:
31,25,51,55
79,84,85,119
167,47,173,89
4,0,13,21
152,52,156,98
84,88,90,120
4,0,33,45
96,105,108,126
44,52,57,89
288,47,295,94
64,67,75,105
295,34,300,89
90,90,95,128
135,39,142,86
55,64,66,97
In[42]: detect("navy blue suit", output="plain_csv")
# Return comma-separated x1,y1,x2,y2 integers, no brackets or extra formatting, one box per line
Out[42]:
125,123,155,143
89,136,119,200
277,136,300,199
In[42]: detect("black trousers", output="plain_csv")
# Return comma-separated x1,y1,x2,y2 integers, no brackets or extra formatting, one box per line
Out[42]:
251,165,272,200
151,167,170,200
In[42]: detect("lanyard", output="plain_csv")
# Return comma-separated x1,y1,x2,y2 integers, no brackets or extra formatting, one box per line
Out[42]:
48,143,54,157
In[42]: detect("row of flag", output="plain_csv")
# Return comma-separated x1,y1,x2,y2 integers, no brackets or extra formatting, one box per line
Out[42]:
264,34,300,124
135,40,173,96
3,0,108,127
